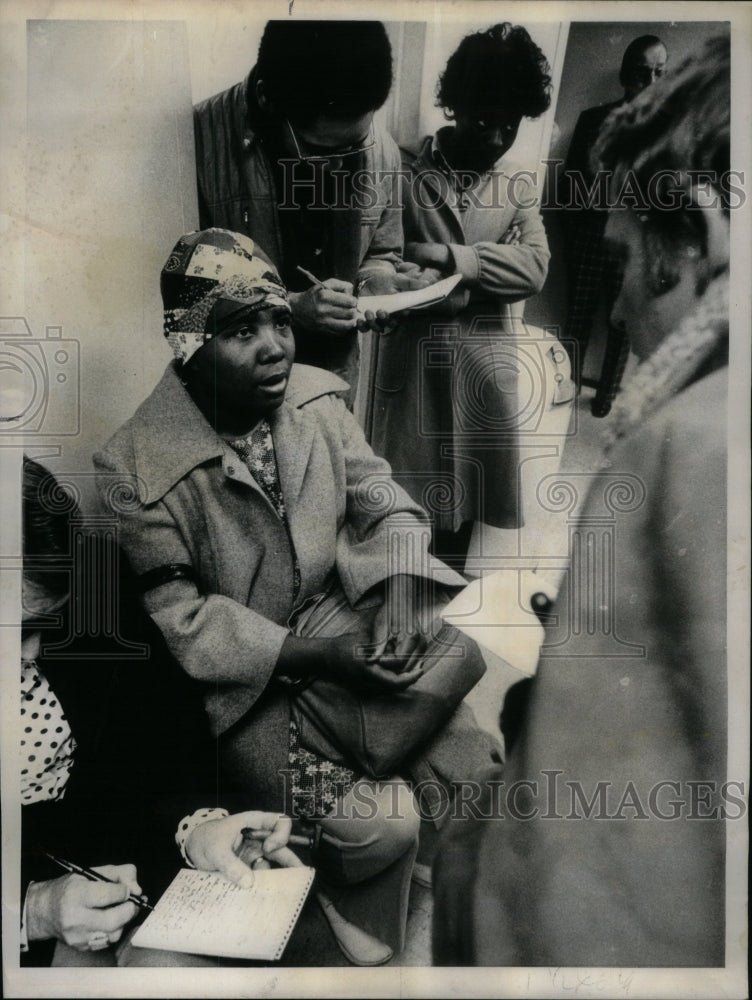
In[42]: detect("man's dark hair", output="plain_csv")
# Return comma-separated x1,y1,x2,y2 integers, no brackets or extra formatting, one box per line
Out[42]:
256,20,392,125
619,34,666,86
597,34,730,296
436,22,552,120
23,456,77,596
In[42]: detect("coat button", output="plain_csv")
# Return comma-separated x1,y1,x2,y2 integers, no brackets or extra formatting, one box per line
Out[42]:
227,465,235,475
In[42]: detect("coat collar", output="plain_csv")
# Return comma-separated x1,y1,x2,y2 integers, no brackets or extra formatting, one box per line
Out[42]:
129,362,346,506
405,129,520,181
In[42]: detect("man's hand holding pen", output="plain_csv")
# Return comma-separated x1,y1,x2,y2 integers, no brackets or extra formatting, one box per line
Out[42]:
288,277,359,335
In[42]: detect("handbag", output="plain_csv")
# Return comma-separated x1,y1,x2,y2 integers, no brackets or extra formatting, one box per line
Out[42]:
290,622,487,780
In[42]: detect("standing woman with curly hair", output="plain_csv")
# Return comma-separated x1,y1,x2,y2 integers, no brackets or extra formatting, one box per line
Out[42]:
368,23,554,570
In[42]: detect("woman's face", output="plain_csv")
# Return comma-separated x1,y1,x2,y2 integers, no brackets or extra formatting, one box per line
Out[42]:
451,110,522,171
604,210,701,360
185,303,295,426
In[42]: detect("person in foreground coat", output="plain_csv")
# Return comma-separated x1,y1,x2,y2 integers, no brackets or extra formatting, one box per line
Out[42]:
433,34,731,967
367,23,554,568
94,228,480,964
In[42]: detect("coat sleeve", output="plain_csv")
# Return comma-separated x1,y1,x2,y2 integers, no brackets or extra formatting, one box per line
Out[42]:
356,131,404,280
442,174,550,300
319,395,466,602
404,172,550,301
94,450,288,697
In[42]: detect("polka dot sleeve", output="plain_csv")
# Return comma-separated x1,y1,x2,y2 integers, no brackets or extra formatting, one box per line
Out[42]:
175,808,229,866
20,660,76,805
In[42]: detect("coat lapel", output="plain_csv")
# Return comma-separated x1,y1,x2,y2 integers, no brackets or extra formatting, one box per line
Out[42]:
129,365,224,504
270,401,315,517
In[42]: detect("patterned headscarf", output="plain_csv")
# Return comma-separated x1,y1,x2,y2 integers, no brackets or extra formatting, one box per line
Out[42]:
161,229,289,365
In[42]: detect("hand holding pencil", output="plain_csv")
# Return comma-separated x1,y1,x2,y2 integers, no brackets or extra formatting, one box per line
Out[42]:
25,861,145,952
185,810,304,890
289,267,359,335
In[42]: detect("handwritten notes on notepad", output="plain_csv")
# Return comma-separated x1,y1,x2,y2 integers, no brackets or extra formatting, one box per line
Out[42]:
131,867,315,961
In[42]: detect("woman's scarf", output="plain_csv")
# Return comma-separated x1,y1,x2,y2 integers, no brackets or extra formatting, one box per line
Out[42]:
601,271,728,456
161,228,288,365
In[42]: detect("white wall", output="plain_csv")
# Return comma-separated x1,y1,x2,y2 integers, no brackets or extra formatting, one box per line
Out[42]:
19,19,198,512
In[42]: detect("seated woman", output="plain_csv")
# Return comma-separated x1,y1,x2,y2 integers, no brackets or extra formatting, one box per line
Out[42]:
93,228,491,964
20,456,295,966
368,23,559,570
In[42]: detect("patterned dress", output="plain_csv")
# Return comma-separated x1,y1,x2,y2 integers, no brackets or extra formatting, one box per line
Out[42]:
227,421,357,820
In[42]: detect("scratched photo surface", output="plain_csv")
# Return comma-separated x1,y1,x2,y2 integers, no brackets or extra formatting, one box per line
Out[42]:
1,2,749,998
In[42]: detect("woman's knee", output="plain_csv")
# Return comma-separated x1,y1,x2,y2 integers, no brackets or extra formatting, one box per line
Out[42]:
316,779,420,884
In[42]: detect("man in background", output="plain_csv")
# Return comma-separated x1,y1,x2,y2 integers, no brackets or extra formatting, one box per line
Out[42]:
561,34,668,415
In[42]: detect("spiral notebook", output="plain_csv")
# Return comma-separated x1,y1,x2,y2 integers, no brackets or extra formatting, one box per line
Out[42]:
131,866,315,961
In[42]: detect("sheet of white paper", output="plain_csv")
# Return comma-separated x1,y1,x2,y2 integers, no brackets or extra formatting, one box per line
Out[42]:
130,867,315,961
357,273,462,315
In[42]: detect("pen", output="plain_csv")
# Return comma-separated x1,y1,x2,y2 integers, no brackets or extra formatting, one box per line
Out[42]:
243,829,314,849
45,853,154,911
296,265,366,322
296,265,326,289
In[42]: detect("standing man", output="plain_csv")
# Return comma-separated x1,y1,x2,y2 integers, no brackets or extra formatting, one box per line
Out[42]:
561,34,668,415
194,20,422,398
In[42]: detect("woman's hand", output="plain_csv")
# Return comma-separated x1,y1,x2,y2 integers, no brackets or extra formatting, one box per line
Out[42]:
289,278,358,334
25,864,141,950
369,574,436,672
185,811,302,888
321,631,424,693
500,223,521,246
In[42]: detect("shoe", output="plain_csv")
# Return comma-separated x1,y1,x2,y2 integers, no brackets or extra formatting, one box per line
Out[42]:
316,891,394,966
590,397,612,418
411,862,432,889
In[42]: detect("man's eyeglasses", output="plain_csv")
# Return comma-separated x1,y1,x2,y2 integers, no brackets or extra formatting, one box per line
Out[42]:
285,120,376,163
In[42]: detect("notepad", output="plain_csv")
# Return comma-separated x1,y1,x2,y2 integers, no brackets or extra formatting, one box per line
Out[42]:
131,866,315,961
357,272,463,316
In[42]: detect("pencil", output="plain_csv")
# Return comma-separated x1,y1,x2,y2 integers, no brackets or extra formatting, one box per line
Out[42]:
45,853,154,911
243,829,314,848
296,265,326,289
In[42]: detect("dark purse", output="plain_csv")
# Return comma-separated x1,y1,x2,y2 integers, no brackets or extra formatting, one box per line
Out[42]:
289,623,487,780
